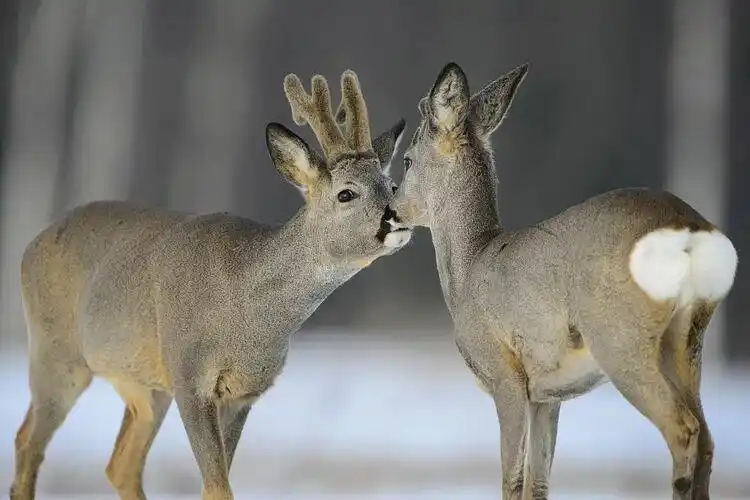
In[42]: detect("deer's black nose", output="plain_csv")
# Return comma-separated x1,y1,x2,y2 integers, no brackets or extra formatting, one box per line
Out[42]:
376,205,403,242
383,205,401,224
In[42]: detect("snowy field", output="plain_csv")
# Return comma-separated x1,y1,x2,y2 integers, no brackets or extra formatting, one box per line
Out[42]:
1,330,749,499
14,494,746,500
19,494,749,500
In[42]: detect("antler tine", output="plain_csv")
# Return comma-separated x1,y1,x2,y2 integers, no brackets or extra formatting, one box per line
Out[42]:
336,70,373,153
283,73,347,159
283,74,309,126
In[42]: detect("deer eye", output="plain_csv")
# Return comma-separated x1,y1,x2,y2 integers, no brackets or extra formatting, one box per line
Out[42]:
391,184,398,194
403,157,412,169
337,189,358,203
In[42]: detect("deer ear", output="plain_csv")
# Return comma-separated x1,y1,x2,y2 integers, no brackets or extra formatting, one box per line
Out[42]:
266,122,324,199
428,62,470,133
372,119,406,176
469,63,529,137
417,97,429,117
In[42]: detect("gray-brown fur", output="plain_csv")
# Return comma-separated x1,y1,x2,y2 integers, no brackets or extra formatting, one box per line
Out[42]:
391,62,737,499
10,71,409,500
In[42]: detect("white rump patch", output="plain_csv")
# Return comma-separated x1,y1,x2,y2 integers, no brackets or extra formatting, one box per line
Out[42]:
629,228,738,305
689,230,738,301
629,229,692,301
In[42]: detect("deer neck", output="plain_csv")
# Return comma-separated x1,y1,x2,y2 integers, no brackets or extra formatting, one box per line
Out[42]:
429,148,501,315
241,209,362,335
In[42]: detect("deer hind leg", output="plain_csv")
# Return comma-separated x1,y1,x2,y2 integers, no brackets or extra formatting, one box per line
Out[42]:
523,401,561,500
585,314,700,500
662,302,716,500
11,351,92,500
106,381,172,500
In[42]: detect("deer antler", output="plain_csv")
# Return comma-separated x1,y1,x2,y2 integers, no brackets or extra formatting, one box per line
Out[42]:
285,70,374,162
283,73,347,160
335,70,373,153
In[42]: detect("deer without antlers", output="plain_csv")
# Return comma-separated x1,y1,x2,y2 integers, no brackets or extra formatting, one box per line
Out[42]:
391,62,738,500
11,70,410,500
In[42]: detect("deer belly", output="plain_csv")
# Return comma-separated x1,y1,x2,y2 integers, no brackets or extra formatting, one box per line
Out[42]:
86,341,172,391
528,347,609,403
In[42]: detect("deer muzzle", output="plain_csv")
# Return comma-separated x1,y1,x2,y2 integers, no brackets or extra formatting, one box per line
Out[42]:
376,205,412,248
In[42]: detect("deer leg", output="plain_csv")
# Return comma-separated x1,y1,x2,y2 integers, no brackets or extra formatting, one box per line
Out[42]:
493,391,528,500
174,390,232,500
662,302,716,500
11,357,92,500
105,383,172,500
523,401,560,500
488,348,531,500
587,322,700,500
220,403,250,474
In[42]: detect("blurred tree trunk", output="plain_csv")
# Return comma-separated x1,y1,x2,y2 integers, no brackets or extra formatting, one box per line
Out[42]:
0,0,22,200
62,0,147,210
0,0,87,347
665,0,730,367
127,1,199,208
167,1,271,215
726,0,750,364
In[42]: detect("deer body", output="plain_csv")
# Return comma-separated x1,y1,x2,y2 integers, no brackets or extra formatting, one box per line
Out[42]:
26,200,372,406
12,71,410,500
391,63,738,500
451,188,730,399
57,203,347,393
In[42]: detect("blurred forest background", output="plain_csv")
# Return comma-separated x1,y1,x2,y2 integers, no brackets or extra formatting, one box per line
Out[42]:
1,1,749,498
1,0,748,362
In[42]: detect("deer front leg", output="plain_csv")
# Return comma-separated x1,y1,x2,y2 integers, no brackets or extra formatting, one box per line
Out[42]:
523,401,560,499
493,383,529,500
489,348,531,500
174,390,232,500
220,403,251,473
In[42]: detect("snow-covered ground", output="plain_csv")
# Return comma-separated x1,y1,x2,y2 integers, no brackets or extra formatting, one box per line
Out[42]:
17,495,745,500
17,494,747,500
1,331,749,499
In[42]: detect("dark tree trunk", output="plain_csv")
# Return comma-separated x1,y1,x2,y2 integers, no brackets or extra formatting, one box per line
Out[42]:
726,0,750,364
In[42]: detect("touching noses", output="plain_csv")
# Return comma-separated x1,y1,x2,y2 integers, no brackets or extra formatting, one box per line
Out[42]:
376,204,408,243
383,205,401,227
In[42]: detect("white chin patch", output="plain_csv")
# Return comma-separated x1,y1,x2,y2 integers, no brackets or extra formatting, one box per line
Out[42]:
386,216,408,230
384,229,412,248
